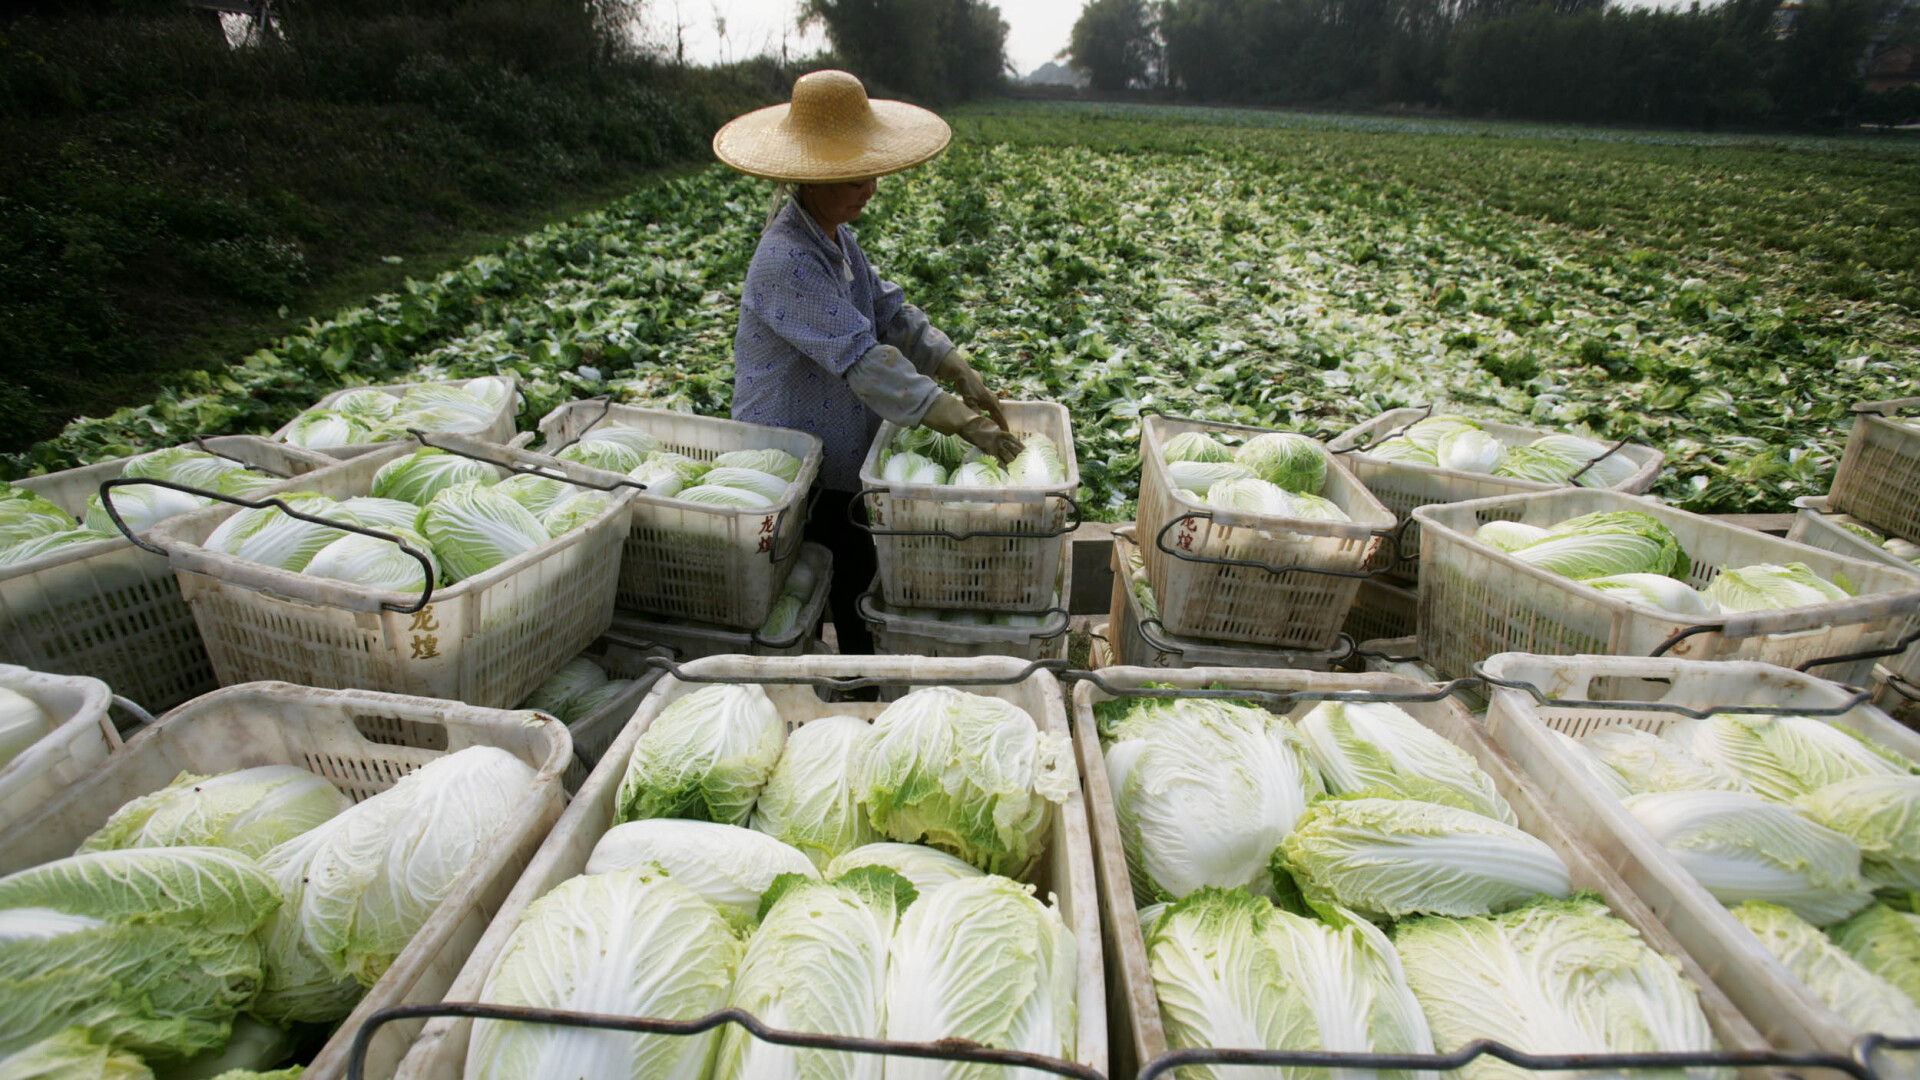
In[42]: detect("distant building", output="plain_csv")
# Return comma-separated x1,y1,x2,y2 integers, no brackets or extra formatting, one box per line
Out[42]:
1024,61,1089,88
1870,42,1920,90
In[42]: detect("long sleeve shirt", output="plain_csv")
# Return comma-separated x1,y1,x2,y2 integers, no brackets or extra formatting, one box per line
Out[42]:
732,196,952,492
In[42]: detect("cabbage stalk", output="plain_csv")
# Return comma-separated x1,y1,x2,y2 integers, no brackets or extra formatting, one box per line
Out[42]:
751,715,880,866
1296,700,1515,823
1623,790,1873,926
467,869,742,1080
79,765,351,860
1279,796,1572,921
584,819,817,924
615,684,786,827
1100,696,1324,903
1149,887,1435,1080
852,686,1073,878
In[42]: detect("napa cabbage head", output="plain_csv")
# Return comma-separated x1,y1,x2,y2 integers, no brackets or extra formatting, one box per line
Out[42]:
302,526,437,592
332,388,400,422
1396,893,1720,1080
283,410,371,449
1364,438,1438,465
1705,563,1850,612
1236,432,1327,494
370,448,502,506
0,1027,154,1080
85,485,210,536
1795,775,1920,890
1474,520,1551,552
750,715,879,866
1436,429,1507,474
335,497,423,532
1278,796,1571,921
1493,446,1579,485
1732,901,1920,1035
1583,573,1717,615
203,493,356,573
1529,435,1642,489
421,483,550,583
519,657,607,720
1665,713,1907,804
493,475,574,519
711,448,802,482
0,846,281,1060
568,426,659,461
467,868,742,1080
1513,521,1687,582
711,867,915,1080
1552,730,1635,801
1,486,78,552
702,467,791,503
949,460,1007,488
625,459,687,499
584,819,816,924
678,484,773,507
79,765,350,861
119,448,249,491
1296,700,1515,824
1623,790,1873,926
253,746,537,1023
1162,431,1236,464
1166,460,1253,497
398,383,496,426
1404,415,1481,451
0,530,118,568
540,491,615,535
1101,696,1323,904
1149,887,1435,1080
1543,511,1691,578
894,425,972,470
615,684,786,827
1580,727,1747,795
883,874,1077,1079
852,688,1073,878
880,451,946,487
1006,433,1068,486
1830,904,1920,1009
823,842,985,893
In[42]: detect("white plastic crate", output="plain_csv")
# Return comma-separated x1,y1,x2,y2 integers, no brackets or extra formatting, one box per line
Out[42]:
270,376,520,460
860,400,1078,612
392,653,1107,1080
1111,529,1346,671
1788,495,1920,684
1415,488,1920,684
0,664,118,829
1330,407,1664,581
1828,397,1920,544
535,399,823,627
1089,622,1114,669
1342,576,1419,646
1072,665,1768,1080
1479,652,1920,1065
603,541,832,662
861,560,1072,661
537,634,669,793
3,436,339,712
0,681,571,1080
1137,415,1395,649
146,436,635,709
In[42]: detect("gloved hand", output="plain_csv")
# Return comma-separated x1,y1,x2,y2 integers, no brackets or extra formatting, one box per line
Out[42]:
922,393,1023,466
935,348,1011,434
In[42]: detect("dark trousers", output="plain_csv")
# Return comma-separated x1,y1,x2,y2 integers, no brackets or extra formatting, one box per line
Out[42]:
805,488,877,655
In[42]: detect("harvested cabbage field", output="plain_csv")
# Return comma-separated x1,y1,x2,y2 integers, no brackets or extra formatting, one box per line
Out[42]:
12,102,1920,518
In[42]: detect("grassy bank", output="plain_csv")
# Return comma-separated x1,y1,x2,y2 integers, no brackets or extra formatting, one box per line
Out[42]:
0,7,783,451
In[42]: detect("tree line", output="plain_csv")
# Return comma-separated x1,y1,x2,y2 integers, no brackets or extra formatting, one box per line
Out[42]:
1069,0,1920,128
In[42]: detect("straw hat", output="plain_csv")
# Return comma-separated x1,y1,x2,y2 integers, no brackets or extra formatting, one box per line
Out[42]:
713,70,952,184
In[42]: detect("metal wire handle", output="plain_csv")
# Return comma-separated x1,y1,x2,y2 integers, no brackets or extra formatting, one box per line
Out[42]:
1794,621,1920,675
856,590,1072,645
109,695,156,732
1564,435,1636,483
1136,1038,1890,1080
1468,662,1880,719
409,429,650,496
535,395,616,456
344,1002,1103,1080
1065,668,1483,709
96,477,437,615
1132,611,1357,666
639,654,1071,692
1149,512,1405,580
1336,402,1435,455
849,487,1084,542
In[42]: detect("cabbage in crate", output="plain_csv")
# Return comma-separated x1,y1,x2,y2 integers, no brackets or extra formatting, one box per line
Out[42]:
1733,900,1920,1036
1296,700,1515,824
1236,431,1326,494
825,841,985,893
614,684,786,827
751,714,880,866
78,764,351,861
585,818,816,924
371,447,503,505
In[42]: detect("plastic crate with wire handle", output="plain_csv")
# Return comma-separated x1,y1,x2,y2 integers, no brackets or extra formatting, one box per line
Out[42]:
0,664,136,830
1136,413,1396,649
388,653,1107,1080
1110,528,1349,670
860,556,1072,661
1788,494,1920,686
533,398,823,629
0,680,572,1080
3,435,339,713
1329,406,1664,582
601,541,834,663
1828,397,1920,545
271,376,521,461
1070,664,1771,1080
857,400,1079,613
134,433,636,709
1414,487,1920,685
1479,652,1920,1071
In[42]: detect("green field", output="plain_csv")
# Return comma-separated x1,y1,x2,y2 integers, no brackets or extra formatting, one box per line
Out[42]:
14,101,1920,516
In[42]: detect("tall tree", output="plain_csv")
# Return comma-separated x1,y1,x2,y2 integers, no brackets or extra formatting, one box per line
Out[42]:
1068,0,1156,90
801,0,1009,101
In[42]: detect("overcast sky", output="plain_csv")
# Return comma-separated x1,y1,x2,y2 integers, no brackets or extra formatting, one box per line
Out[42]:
637,0,1083,77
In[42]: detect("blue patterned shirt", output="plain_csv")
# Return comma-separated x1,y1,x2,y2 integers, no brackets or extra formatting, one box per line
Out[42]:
733,197,948,491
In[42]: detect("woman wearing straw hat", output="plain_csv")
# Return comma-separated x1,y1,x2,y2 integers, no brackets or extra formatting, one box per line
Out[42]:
716,70,1022,655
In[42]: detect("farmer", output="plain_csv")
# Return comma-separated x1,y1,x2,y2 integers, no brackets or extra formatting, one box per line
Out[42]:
715,69,1021,654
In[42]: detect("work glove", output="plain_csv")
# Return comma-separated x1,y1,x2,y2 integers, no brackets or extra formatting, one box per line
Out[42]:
935,348,1011,434
922,393,1023,466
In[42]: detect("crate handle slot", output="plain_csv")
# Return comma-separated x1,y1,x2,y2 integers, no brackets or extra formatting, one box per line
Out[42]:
1149,512,1403,578
640,654,1069,690
1472,663,1876,719
599,628,682,660
848,488,1083,541
97,477,437,614
1851,397,1920,417
856,590,1071,644
185,433,292,478
1137,1038,1887,1080
346,1002,1103,1080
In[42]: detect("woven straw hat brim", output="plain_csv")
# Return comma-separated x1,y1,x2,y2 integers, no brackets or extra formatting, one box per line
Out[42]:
714,98,952,183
